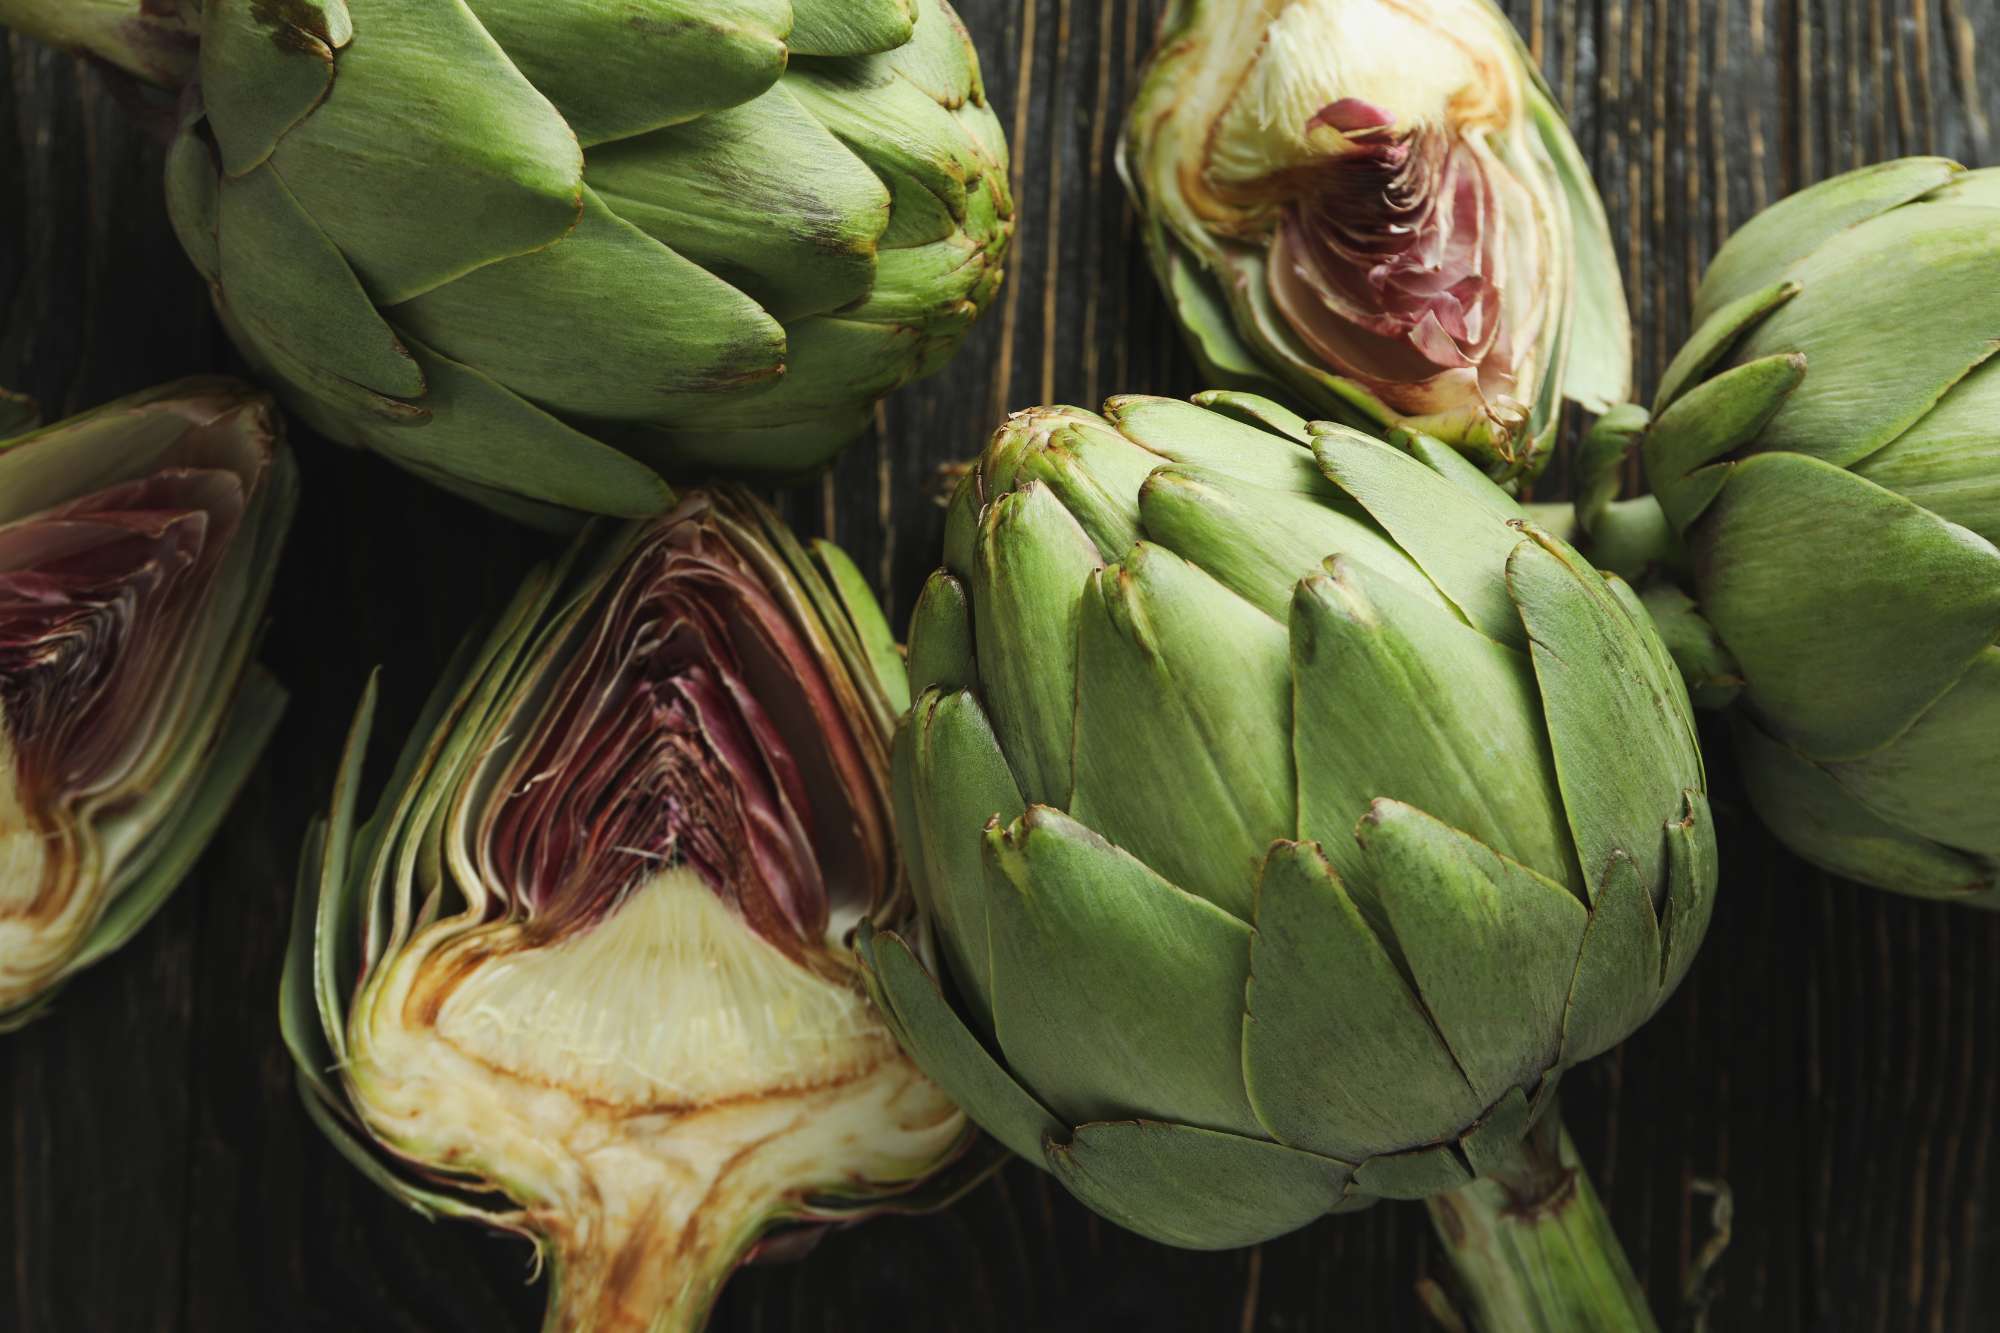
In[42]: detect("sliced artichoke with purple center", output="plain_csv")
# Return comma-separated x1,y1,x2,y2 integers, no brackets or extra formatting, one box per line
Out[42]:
0,379,295,1028
283,489,967,1332
1121,0,1630,480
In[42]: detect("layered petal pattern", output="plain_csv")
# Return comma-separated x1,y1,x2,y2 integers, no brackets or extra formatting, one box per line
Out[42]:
0,380,295,1027
1644,158,2000,903
3,0,1012,522
1121,0,1629,479
283,490,966,1333
863,391,1712,1249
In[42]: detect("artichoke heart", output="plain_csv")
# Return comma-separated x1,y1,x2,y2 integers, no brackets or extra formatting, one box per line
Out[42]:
0,381,294,1028
287,489,964,1333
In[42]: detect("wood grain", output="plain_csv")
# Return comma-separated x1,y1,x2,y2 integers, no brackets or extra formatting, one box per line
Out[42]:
2,3,1995,1329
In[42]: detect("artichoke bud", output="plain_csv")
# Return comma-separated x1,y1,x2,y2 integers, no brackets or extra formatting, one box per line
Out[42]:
0,380,294,1028
866,392,1712,1250
287,489,965,1333
1645,158,2000,902
5,0,1012,520
1122,0,1631,479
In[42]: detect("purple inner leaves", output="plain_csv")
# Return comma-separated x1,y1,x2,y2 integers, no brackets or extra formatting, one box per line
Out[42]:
485,497,881,957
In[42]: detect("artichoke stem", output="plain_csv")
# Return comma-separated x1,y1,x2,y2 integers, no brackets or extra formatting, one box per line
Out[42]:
1423,1113,1659,1333
539,1217,739,1333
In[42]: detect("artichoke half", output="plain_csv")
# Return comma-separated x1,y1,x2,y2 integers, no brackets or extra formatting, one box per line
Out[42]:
1120,0,1630,481
0,0,1012,523
0,380,295,1028
861,392,1712,1326
1640,157,2000,903
283,490,967,1332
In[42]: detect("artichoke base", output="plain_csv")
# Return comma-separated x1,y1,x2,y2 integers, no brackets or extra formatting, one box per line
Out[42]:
345,866,965,1333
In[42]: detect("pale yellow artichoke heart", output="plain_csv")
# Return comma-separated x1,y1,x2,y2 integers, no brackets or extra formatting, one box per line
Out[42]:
347,866,961,1312
0,719,84,1009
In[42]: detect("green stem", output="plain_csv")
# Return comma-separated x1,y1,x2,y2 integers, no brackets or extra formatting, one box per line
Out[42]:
0,0,199,87
1424,1114,1658,1333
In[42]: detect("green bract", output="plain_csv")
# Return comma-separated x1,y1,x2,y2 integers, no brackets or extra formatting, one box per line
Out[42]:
0,380,294,1028
283,490,966,1333
862,391,1712,1250
1643,157,2000,903
1,0,1012,523
1120,0,1629,481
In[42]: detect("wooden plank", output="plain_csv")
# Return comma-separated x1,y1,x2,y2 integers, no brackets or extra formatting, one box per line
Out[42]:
0,3,1994,1329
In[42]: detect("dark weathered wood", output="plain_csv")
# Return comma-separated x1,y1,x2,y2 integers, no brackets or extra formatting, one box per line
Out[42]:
1,3,1996,1330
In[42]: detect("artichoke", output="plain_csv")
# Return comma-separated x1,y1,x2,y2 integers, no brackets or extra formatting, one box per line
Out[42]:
283,489,967,1332
0,380,294,1027
0,0,1012,524
1639,157,2000,903
1120,0,1630,481
861,391,1712,1327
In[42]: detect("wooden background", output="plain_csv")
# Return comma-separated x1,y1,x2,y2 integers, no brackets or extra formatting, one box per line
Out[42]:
3,2,1996,1329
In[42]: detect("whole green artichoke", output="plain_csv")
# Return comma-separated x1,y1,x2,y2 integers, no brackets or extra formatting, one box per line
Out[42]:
0,0,1012,523
0,380,294,1027
1119,0,1629,481
861,391,1711,1323
284,489,967,1333
1642,157,2000,903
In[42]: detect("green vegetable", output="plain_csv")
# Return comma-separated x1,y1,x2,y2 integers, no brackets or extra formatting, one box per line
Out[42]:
1120,0,1630,482
283,488,968,1333
0,0,1012,524
0,380,295,1028
863,390,1711,1328
1640,157,2000,903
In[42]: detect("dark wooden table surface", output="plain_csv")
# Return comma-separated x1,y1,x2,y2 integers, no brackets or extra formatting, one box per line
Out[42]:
3,3,1997,1330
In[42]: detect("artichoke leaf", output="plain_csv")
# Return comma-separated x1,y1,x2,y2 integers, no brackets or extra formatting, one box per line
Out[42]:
1068,543,1294,919
858,922,1063,1167
982,807,1261,1139
970,483,1099,808
1734,205,2000,469
267,0,585,304
1827,648,2000,855
1139,464,1443,622
1244,840,1484,1163
905,687,1025,1030
1315,429,1530,649
1507,528,1703,900
1289,559,1576,894
1735,719,1994,901
585,85,887,323
1693,157,1961,324
1557,850,1663,1066
905,570,975,699
461,0,790,145
1699,452,2000,761
199,0,349,177
1356,801,1586,1109
1047,1119,1352,1251
1107,394,1336,497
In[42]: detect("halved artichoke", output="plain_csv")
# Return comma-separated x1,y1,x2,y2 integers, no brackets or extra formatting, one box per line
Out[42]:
1121,0,1630,480
283,489,967,1332
0,379,295,1028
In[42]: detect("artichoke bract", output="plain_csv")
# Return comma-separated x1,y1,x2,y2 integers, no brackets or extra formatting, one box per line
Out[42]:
1120,0,1630,481
862,391,1711,1324
1642,157,2000,903
283,490,967,1333
0,380,294,1028
0,0,1012,524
